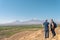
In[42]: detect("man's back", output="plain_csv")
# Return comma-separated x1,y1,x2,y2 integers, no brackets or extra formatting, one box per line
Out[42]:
43,21,49,31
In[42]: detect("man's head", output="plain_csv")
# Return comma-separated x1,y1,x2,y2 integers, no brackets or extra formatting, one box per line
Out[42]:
50,19,54,23
45,20,48,22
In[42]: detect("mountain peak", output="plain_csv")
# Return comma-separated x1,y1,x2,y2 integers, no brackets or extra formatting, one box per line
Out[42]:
15,20,20,22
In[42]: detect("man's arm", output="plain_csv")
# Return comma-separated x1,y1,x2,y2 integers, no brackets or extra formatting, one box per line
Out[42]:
52,23,54,29
49,23,51,31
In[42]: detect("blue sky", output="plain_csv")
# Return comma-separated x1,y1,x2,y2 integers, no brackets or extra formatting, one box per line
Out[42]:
0,0,60,23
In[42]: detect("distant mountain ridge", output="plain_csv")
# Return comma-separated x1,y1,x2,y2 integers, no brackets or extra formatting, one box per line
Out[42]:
0,19,44,26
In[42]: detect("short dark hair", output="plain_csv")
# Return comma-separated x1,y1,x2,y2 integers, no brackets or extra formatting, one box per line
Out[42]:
45,20,48,22
51,19,53,22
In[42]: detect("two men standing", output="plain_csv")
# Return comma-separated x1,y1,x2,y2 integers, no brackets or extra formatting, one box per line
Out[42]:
43,19,57,39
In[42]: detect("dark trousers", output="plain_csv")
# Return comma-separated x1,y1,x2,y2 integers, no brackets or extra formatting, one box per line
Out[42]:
45,30,49,38
51,28,56,37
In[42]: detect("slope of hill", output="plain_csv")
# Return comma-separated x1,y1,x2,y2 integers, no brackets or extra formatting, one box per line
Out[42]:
2,27,60,40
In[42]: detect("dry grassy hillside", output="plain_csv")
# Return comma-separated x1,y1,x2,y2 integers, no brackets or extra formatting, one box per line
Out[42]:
1,27,60,40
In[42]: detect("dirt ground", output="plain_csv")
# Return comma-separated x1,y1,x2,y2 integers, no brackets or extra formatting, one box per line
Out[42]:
1,27,60,40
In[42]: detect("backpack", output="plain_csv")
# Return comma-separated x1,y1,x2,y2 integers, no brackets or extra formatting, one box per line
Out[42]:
53,22,57,28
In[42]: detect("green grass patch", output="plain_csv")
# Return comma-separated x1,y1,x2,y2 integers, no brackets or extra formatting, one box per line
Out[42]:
0,25,43,39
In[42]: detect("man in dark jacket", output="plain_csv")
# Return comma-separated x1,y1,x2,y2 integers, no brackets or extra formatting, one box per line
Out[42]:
50,19,57,37
43,20,49,38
